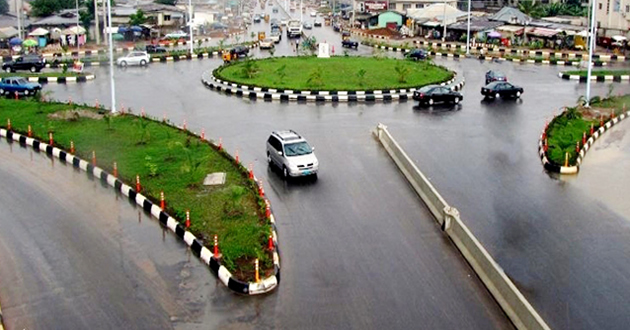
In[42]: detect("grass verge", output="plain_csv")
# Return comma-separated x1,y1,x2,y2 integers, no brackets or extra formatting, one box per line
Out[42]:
546,95,630,165
214,56,453,90
562,69,630,77
0,98,271,281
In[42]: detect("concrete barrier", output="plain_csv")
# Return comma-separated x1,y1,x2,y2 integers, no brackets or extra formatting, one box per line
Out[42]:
373,123,550,330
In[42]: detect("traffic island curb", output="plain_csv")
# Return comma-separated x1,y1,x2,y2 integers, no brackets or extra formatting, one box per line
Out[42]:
23,74,96,84
0,112,280,296
538,109,630,174
202,69,465,103
558,72,630,82
361,42,608,67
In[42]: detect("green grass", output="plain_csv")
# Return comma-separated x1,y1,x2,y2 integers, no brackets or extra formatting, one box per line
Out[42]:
562,69,630,77
0,99,271,280
0,72,91,78
215,56,453,90
546,95,630,165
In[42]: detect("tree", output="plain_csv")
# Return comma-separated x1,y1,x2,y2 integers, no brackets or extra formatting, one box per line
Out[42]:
518,0,540,17
394,63,410,83
0,0,9,15
30,0,76,17
129,9,147,26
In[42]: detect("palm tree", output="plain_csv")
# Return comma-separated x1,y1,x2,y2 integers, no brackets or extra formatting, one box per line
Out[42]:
518,0,539,17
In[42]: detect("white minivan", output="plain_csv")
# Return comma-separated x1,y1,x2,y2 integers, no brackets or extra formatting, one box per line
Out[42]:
266,130,319,179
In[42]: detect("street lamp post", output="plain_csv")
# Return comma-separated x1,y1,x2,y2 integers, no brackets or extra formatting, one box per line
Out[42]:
442,0,447,42
585,0,597,107
106,0,116,113
465,0,471,55
189,0,194,54
76,0,80,52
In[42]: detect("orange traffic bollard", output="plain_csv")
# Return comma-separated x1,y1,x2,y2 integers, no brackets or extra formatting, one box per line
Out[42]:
590,123,594,135
268,233,274,251
69,96,72,105
113,162,118,177
95,99,99,108
14,91,18,100
27,125,32,137
218,137,222,151
544,139,548,152
213,235,219,258
235,149,239,165
70,141,75,154
160,191,165,210
6,119,11,130
183,119,187,131
582,132,586,145
162,113,166,123
265,201,271,219
564,152,569,167
136,175,141,192
258,180,265,197
576,141,580,153
255,258,260,283
201,129,205,141
248,163,254,180
185,210,190,228
92,150,96,165
49,132,54,146
141,107,145,118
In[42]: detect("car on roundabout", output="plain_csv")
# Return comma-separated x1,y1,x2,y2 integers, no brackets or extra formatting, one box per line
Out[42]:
413,85,463,106
341,39,359,48
303,22,313,29
314,20,322,27
259,38,275,49
481,81,523,99
2,54,46,73
116,51,151,67
266,130,319,179
485,70,507,84
406,49,428,60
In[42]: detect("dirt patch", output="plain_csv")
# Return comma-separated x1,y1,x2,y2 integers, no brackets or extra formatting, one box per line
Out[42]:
579,106,615,121
48,109,104,121
361,28,401,38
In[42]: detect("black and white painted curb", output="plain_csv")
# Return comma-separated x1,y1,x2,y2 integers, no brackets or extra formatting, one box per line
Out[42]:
538,110,630,174
23,74,96,83
352,32,627,62
362,42,607,67
0,300,4,330
558,72,630,82
0,121,280,295
202,71,465,103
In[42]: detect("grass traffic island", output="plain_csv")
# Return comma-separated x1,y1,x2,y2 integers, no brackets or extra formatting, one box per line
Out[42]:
561,69,630,77
543,95,629,167
0,99,273,282
213,56,454,91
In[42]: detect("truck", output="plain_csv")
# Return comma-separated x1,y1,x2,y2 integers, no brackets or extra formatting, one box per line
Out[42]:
287,19,302,38
0,77,42,97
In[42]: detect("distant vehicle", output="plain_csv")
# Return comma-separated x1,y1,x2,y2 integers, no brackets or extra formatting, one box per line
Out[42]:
163,30,188,39
2,54,46,73
253,14,262,23
407,49,428,60
270,18,280,27
272,7,278,13
210,22,228,30
287,19,302,37
145,45,167,53
303,22,313,29
116,51,151,67
481,81,523,99
259,38,274,49
281,19,289,26
314,20,322,27
230,45,250,57
266,130,319,179
413,85,463,106
485,70,507,84
341,39,358,48
310,11,317,17
333,23,341,32
270,30,282,43
0,77,42,96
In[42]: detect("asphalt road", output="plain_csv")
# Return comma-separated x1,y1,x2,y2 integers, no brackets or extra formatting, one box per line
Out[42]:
3,4,630,330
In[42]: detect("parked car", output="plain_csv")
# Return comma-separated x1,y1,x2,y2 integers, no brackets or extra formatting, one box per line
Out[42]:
266,130,319,179
413,85,463,106
485,70,507,84
2,54,46,73
314,20,322,27
341,39,359,48
406,49,428,60
230,45,250,57
164,30,188,39
0,77,42,96
145,44,167,53
481,81,524,99
259,38,274,49
116,51,151,67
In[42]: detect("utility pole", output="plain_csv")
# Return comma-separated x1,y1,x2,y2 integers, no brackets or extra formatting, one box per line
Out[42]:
107,0,116,113
441,0,447,42
103,0,108,46
76,0,80,52
585,0,597,107
95,0,100,45
351,0,355,28
188,0,194,54
15,0,22,39
465,0,470,54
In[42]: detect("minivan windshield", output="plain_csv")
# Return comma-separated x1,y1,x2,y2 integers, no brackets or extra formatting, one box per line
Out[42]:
284,141,312,156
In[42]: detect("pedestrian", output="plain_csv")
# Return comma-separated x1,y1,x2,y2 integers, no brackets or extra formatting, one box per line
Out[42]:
296,40,299,52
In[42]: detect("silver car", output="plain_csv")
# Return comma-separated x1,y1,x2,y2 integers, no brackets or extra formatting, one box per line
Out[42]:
266,130,319,179
116,51,151,67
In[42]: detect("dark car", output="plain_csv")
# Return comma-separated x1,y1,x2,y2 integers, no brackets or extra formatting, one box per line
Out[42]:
485,70,507,84
481,81,524,99
145,44,167,53
314,20,322,27
342,39,358,48
333,23,341,32
413,85,463,106
2,55,46,73
407,49,428,60
230,45,249,57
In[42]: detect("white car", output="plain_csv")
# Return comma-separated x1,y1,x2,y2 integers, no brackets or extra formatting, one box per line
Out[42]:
281,19,289,26
164,30,188,39
310,11,317,17
117,51,151,67
269,31,282,43
259,38,274,49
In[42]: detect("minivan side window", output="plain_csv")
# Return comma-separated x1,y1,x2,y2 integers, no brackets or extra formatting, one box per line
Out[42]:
268,136,280,151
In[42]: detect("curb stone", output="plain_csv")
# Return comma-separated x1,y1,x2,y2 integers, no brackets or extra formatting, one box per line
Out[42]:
538,110,630,174
0,113,280,295
558,72,630,82
361,42,608,67
22,75,96,84
202,71,465,103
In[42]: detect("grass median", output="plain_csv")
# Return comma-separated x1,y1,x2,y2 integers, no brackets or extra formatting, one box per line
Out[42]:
0,98,271,281
562,69,630,77
214,56,453,91
546,95,629,165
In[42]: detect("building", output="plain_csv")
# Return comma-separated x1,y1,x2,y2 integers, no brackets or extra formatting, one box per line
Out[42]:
387,0,457,12
366,10,405,29
595,0,630,37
